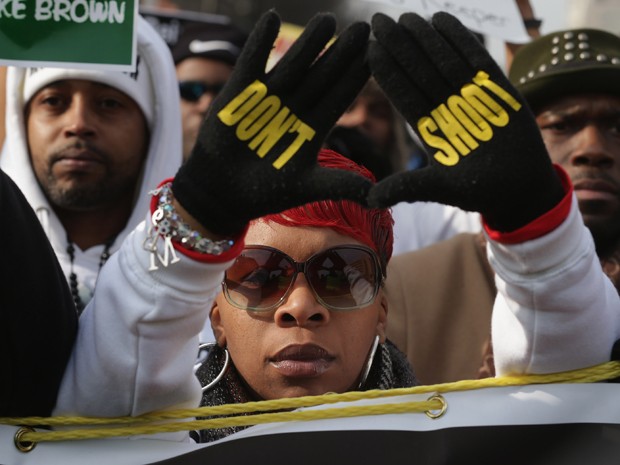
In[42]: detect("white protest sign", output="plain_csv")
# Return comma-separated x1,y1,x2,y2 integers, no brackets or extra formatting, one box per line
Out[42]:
364,0,532,43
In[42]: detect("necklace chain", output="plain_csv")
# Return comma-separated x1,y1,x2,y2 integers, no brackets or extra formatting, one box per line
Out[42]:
66,235,117,316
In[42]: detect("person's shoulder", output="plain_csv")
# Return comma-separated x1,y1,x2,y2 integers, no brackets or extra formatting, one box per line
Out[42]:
391,202,481,255
390,232,482,268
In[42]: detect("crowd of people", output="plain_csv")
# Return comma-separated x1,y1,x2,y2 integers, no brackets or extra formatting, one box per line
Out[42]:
1,0,620,452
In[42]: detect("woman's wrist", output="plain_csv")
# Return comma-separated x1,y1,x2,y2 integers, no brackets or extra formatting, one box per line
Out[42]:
150,182,235,256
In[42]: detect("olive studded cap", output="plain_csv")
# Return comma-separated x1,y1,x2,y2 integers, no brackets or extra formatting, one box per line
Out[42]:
509,28,620,110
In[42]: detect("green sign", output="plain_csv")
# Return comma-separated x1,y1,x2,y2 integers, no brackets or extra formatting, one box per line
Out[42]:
0,0,137,71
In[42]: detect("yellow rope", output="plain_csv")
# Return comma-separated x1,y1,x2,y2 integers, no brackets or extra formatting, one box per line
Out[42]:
11,400,442,443
3,360,619,444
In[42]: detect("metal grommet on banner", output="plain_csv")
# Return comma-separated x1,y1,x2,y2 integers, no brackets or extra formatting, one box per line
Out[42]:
425,393,447,419
14,426,36,452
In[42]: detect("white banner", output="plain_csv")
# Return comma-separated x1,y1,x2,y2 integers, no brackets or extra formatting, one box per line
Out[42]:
364,0,532,43
2,383,620,465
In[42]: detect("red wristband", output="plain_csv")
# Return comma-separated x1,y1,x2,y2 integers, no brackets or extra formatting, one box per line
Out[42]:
483,165,573,244
150,178,246,263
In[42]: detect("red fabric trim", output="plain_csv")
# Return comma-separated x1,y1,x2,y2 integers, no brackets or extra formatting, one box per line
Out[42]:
483,165,573,244
150,178,246,264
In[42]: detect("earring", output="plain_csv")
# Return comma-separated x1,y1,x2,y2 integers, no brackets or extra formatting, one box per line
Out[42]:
358,335,380,389
195,342,231,392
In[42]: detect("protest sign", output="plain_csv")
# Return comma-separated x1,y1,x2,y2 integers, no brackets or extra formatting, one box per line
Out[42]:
364,0,532,43
0,0,138,71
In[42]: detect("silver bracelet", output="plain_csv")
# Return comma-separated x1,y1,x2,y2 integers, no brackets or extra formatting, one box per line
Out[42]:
144,183,234,270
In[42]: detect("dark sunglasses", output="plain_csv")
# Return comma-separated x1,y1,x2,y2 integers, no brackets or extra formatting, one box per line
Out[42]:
223,245,384,312
178,81,226,102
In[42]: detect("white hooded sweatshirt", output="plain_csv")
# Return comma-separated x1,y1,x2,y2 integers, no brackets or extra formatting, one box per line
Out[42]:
0,16,183,307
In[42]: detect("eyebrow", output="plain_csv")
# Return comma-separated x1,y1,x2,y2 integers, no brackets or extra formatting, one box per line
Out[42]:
42,80,119,92
539,106,620,121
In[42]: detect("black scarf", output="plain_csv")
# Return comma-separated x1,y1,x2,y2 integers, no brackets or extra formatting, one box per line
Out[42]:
194,340,417,443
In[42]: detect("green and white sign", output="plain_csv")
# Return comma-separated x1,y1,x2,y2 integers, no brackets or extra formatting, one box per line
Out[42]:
0,0,138,71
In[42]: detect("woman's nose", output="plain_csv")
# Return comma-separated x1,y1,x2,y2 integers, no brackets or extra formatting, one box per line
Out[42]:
273,274,330,327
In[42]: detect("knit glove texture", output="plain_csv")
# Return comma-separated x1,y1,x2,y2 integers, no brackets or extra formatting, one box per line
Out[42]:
173,11,371,236
367,12,564,232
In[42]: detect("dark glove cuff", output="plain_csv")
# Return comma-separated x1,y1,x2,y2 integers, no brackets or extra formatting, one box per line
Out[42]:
150,179,248,263
171,174,249,237
483,165,573,244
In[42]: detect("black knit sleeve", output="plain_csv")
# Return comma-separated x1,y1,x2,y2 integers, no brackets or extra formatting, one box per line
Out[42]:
0,169,77,416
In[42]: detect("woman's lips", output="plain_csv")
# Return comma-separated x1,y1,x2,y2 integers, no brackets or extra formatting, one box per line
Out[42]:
270,344,335,378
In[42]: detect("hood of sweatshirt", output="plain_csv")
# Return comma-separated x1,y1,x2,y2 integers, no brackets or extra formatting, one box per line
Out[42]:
0,15,183,303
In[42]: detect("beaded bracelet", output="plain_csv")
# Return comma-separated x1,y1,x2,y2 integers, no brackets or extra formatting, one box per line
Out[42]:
144,183,234,269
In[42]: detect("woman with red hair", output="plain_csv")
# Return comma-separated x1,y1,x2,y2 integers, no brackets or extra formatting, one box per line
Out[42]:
53,148,416,444
196,149,416,442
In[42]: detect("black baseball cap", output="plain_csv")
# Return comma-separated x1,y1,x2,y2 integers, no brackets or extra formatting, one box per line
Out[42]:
172,21,248,67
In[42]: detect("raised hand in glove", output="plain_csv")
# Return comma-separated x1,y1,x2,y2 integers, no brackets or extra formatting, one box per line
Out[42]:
367,12,565,233
172,11,371,236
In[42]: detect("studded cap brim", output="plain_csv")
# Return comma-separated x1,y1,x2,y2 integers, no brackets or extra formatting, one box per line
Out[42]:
515,66,620,110
509,28,620,110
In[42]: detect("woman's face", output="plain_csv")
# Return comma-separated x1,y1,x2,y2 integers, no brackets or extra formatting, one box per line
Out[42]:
210,221,388,400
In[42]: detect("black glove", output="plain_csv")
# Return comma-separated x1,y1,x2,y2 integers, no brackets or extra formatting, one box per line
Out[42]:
324,126,393,181
173,11,371,236
367,12,564,232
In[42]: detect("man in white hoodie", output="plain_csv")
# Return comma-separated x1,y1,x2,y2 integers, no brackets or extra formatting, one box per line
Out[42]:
0,16,182,314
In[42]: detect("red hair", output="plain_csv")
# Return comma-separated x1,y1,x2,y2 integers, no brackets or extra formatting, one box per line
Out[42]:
261,149,394,273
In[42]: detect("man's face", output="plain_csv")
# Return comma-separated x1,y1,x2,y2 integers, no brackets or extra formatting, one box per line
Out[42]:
176,57,233,161
336,91,395,153
536,93,620,241
26,79,149,212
